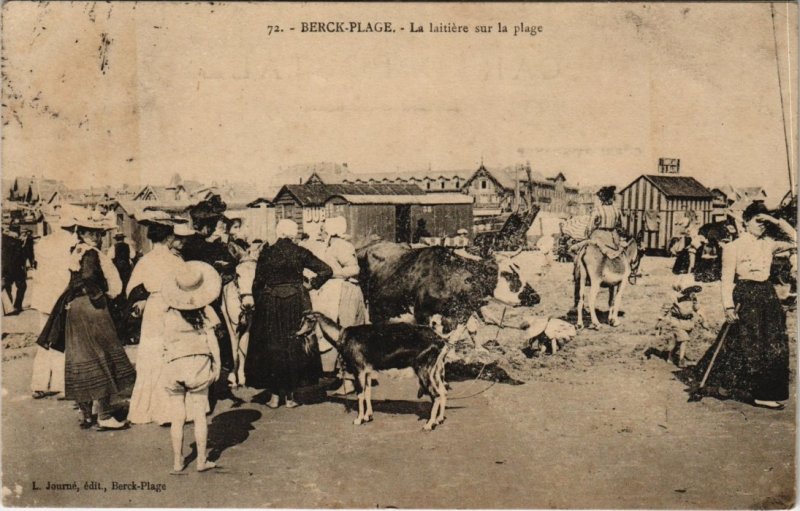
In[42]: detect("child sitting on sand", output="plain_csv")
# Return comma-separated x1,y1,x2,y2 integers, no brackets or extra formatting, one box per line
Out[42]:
654,280,707,368
161,261,222,474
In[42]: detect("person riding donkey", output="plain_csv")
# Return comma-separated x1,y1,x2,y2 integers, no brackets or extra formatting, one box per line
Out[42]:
570,186,625,258
571,185,645,329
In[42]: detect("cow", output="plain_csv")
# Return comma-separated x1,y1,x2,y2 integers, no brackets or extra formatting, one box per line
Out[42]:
357,242,540,330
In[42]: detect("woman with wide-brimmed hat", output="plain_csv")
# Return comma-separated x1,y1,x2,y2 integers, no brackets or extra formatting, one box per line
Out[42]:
246,219,332,408
160,261,222,473
36,211,133,430
125,219,196,425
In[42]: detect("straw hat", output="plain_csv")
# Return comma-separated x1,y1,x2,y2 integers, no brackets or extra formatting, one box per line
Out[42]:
58,215,77,230
74,210,114,231
457,228,469,235
162,261,221,310
173,222,197,237
138,210,182,227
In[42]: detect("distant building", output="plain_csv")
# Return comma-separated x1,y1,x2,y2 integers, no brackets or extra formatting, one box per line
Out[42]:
277,162,356,186
711,185,768,219
272,182,473,247
336,164,580,217
341,169,474,193
575,186,599,216
522,171,580,216
461,165,518,216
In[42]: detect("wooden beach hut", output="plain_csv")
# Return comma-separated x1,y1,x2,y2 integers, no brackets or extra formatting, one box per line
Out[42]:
619,174,714,253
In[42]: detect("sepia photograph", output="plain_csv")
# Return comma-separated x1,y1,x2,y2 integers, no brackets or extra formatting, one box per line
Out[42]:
1,1,797,508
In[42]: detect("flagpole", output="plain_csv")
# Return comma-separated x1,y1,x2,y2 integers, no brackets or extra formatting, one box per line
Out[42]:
770,2,794,192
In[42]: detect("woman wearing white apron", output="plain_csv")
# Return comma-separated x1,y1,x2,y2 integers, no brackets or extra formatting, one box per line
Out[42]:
314,216,367,395
29,217,78,399
126,221,191,425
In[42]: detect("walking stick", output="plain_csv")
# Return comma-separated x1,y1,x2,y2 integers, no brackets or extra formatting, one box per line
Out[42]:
689,304,740,401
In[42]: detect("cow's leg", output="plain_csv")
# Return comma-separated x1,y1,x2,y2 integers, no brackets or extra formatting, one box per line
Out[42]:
354,371,368,425
424,394,440,431
609,280,627,327
434,359,447,425
364,373,374,422
436,382,447,425
607,285,615,310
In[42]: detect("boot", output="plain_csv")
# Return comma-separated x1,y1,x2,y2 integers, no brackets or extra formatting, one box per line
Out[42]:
78,402,95,429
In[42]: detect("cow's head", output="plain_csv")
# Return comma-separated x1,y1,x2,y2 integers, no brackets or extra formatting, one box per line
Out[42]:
492,252,540,307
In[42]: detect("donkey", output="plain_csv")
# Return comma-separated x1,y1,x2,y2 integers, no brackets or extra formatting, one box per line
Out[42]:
574,237,644,330
296,312,450,431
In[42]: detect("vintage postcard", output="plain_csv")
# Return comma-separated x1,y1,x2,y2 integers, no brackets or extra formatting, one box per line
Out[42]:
1,1,797,508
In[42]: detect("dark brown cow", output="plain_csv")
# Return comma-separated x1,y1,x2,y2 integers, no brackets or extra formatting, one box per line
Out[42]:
357,242,540,329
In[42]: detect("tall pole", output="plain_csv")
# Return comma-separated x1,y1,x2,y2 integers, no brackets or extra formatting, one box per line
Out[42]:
770,2,794,192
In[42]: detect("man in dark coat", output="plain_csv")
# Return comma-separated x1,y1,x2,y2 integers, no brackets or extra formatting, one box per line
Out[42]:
21,229,36,269
413,219,432,243
111,233,133,289
2,225,28,314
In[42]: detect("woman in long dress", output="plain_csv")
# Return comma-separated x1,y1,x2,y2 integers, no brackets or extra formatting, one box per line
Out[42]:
692,201,796,409
126,221,191,425
314,216,367,395
245,219,332,408
29,217,77,399
586,186,623,254
37,216,133,430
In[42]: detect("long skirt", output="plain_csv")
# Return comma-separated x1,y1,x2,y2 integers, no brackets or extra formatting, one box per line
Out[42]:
694,280,789,402
245,286,321,394
589,229,620,257
64,296,136,403
672,249,692,275
127,293,171,424
338,282,367,328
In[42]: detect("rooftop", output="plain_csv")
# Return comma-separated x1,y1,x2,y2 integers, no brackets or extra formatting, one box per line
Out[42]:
275,183,427,206
631,175,714,199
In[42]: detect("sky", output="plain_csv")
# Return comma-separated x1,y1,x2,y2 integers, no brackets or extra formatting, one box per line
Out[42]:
2,2,797,205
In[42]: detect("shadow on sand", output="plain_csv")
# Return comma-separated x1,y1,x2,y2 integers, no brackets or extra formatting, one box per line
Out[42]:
326,395,464,421
560,308,626,325
186,408,262,465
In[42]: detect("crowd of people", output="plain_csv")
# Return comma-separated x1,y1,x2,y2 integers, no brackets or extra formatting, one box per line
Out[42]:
16,203,370,473
4,188,797,474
